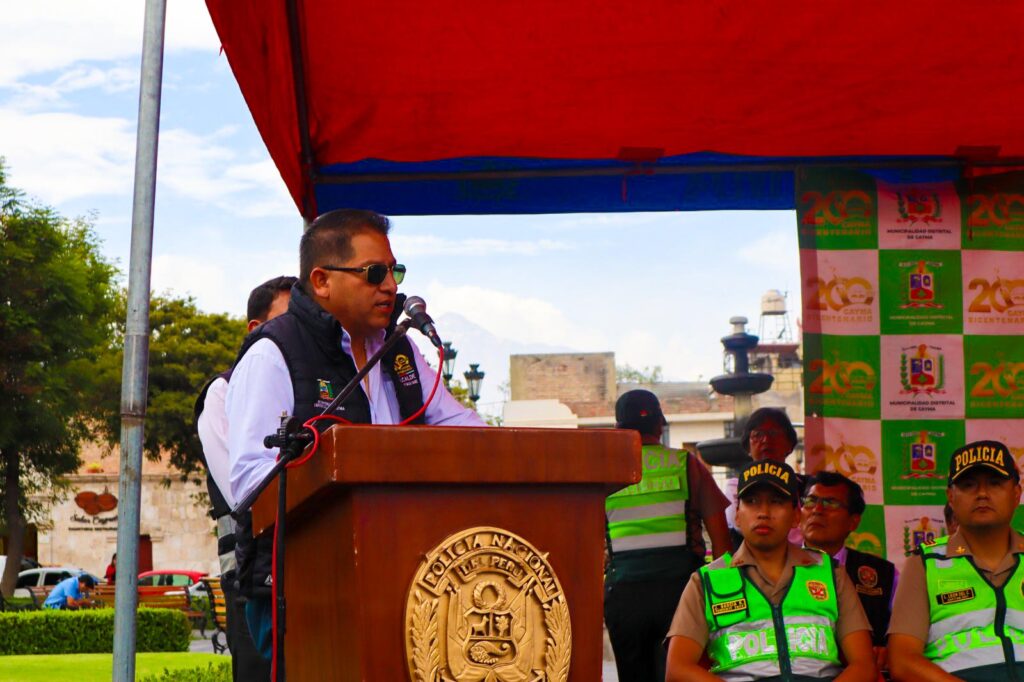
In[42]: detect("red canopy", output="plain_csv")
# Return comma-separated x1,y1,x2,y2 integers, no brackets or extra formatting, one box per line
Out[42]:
206,1,1024,216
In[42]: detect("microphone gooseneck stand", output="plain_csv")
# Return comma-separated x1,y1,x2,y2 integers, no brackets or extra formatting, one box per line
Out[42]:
232,319,414,681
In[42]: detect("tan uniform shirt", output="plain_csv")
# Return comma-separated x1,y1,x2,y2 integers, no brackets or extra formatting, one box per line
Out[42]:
888,529,1024,642
667,541,871,647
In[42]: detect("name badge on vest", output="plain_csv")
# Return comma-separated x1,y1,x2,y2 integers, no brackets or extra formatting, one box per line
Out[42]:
936,587,976,606
711,598,748,616
392,354,419,388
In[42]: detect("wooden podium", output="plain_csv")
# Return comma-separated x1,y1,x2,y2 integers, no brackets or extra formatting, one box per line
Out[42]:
253,425,640,681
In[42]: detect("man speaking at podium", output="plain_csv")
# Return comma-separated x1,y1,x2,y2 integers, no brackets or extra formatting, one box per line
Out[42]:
227,208,485,660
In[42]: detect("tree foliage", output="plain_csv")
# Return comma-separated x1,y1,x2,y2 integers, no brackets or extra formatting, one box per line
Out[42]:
0,160,120,596
89,294,247,478
616,363,664,384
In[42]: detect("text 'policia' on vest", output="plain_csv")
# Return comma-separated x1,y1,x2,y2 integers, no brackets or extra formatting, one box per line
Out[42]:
234,286,425,598
920,534,1024,681
701,550,842,681
605,443,692,583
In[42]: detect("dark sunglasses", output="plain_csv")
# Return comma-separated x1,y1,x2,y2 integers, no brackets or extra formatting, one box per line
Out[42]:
321,263,406,285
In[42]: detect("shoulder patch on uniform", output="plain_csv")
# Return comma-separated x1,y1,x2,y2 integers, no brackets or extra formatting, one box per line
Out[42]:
936,587,975,606
807,580,829,601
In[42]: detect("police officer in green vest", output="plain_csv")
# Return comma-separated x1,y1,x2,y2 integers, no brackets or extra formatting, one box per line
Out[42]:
888,440,1024,682
605,389,731,682
666,459,877,681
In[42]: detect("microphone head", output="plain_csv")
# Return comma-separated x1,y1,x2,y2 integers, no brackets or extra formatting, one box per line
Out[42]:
404,295,427,315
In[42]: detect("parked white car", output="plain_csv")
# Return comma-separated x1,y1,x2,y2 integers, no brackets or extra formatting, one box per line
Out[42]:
14,567,102,599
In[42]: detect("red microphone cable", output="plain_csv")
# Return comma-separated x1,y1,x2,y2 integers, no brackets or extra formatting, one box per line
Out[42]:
269,343,445,678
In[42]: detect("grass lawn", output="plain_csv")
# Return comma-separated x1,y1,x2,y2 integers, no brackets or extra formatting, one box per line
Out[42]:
0,652,225,681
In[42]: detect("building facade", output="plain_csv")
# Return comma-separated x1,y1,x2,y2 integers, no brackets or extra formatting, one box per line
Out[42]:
31,444,218,577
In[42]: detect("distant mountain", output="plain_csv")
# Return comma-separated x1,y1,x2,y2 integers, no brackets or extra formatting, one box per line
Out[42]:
408,312,578,417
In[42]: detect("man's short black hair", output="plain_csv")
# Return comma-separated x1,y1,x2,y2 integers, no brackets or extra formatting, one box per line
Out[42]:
804,470,867,516
299,209,391,285
79,574,96,589
246,276,298,322
741,407,799,453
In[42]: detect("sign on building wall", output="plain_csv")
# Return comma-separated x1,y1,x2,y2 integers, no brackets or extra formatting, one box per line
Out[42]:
797,168,1024,567
70,488,119,532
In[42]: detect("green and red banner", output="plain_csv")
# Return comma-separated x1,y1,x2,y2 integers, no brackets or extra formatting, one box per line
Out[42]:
797,169,1024,568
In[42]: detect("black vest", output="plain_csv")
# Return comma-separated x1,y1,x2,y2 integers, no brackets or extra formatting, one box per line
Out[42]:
844,548,896,646
194,370,234,521
234,286,425,597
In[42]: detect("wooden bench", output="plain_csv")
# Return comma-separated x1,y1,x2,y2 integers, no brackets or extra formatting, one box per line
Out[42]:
26,585,53,609
203,577,229,654
90,584,206,632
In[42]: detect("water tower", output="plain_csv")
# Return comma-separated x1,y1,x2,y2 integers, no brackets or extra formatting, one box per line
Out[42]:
757,289,793,343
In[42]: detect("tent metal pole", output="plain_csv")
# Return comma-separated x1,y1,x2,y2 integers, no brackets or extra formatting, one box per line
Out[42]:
112,0,166,680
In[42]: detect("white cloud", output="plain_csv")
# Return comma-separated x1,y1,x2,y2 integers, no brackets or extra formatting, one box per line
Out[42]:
391,234,571,257
737,229,799,274
0,0,220,86
151,248,295,316
53,65,138,95
614,329,718,383
546,212,670,231
0,109,136,203
0,108,293,216
422,281,606,350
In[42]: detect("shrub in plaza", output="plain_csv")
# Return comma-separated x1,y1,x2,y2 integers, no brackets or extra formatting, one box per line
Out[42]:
138,661,232,682
0,607,191,654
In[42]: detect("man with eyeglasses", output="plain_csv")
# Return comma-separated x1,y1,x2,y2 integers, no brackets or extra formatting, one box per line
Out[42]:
665,460,876,681
888,440,1024,682
226,209,485,661
800,471,897,674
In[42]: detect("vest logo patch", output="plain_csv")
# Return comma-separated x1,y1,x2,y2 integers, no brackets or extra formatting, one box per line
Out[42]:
317,379,335,400
937,587,976,606
855,565,883,596
393,354,414,376
711,598,747,616
807,580,829,601
857,565,878,588
392,353,420,387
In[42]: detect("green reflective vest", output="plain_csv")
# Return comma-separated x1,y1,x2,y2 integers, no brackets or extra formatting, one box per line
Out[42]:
605,444,688,555
922,535,1024,679
701,550,842,681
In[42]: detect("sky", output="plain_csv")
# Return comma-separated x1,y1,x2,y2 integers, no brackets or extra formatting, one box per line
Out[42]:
0,1,802,415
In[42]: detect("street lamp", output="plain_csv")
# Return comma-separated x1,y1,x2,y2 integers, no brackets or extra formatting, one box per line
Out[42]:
442,341,457,389
463,363,485,406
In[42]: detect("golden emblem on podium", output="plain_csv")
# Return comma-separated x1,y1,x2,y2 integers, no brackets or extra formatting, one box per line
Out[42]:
405,526,571,682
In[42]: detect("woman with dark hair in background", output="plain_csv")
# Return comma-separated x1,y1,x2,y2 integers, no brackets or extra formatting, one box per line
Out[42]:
725,407,803,549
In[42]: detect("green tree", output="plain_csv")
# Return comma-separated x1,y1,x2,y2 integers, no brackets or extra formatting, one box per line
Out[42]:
616,363,664,384
89,294,247,479
0,161,119,596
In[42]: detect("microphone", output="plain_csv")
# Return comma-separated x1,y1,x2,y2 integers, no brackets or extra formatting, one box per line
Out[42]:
403,296,443,349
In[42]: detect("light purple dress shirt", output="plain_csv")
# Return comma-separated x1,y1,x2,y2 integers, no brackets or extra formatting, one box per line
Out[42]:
227,327,486,505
